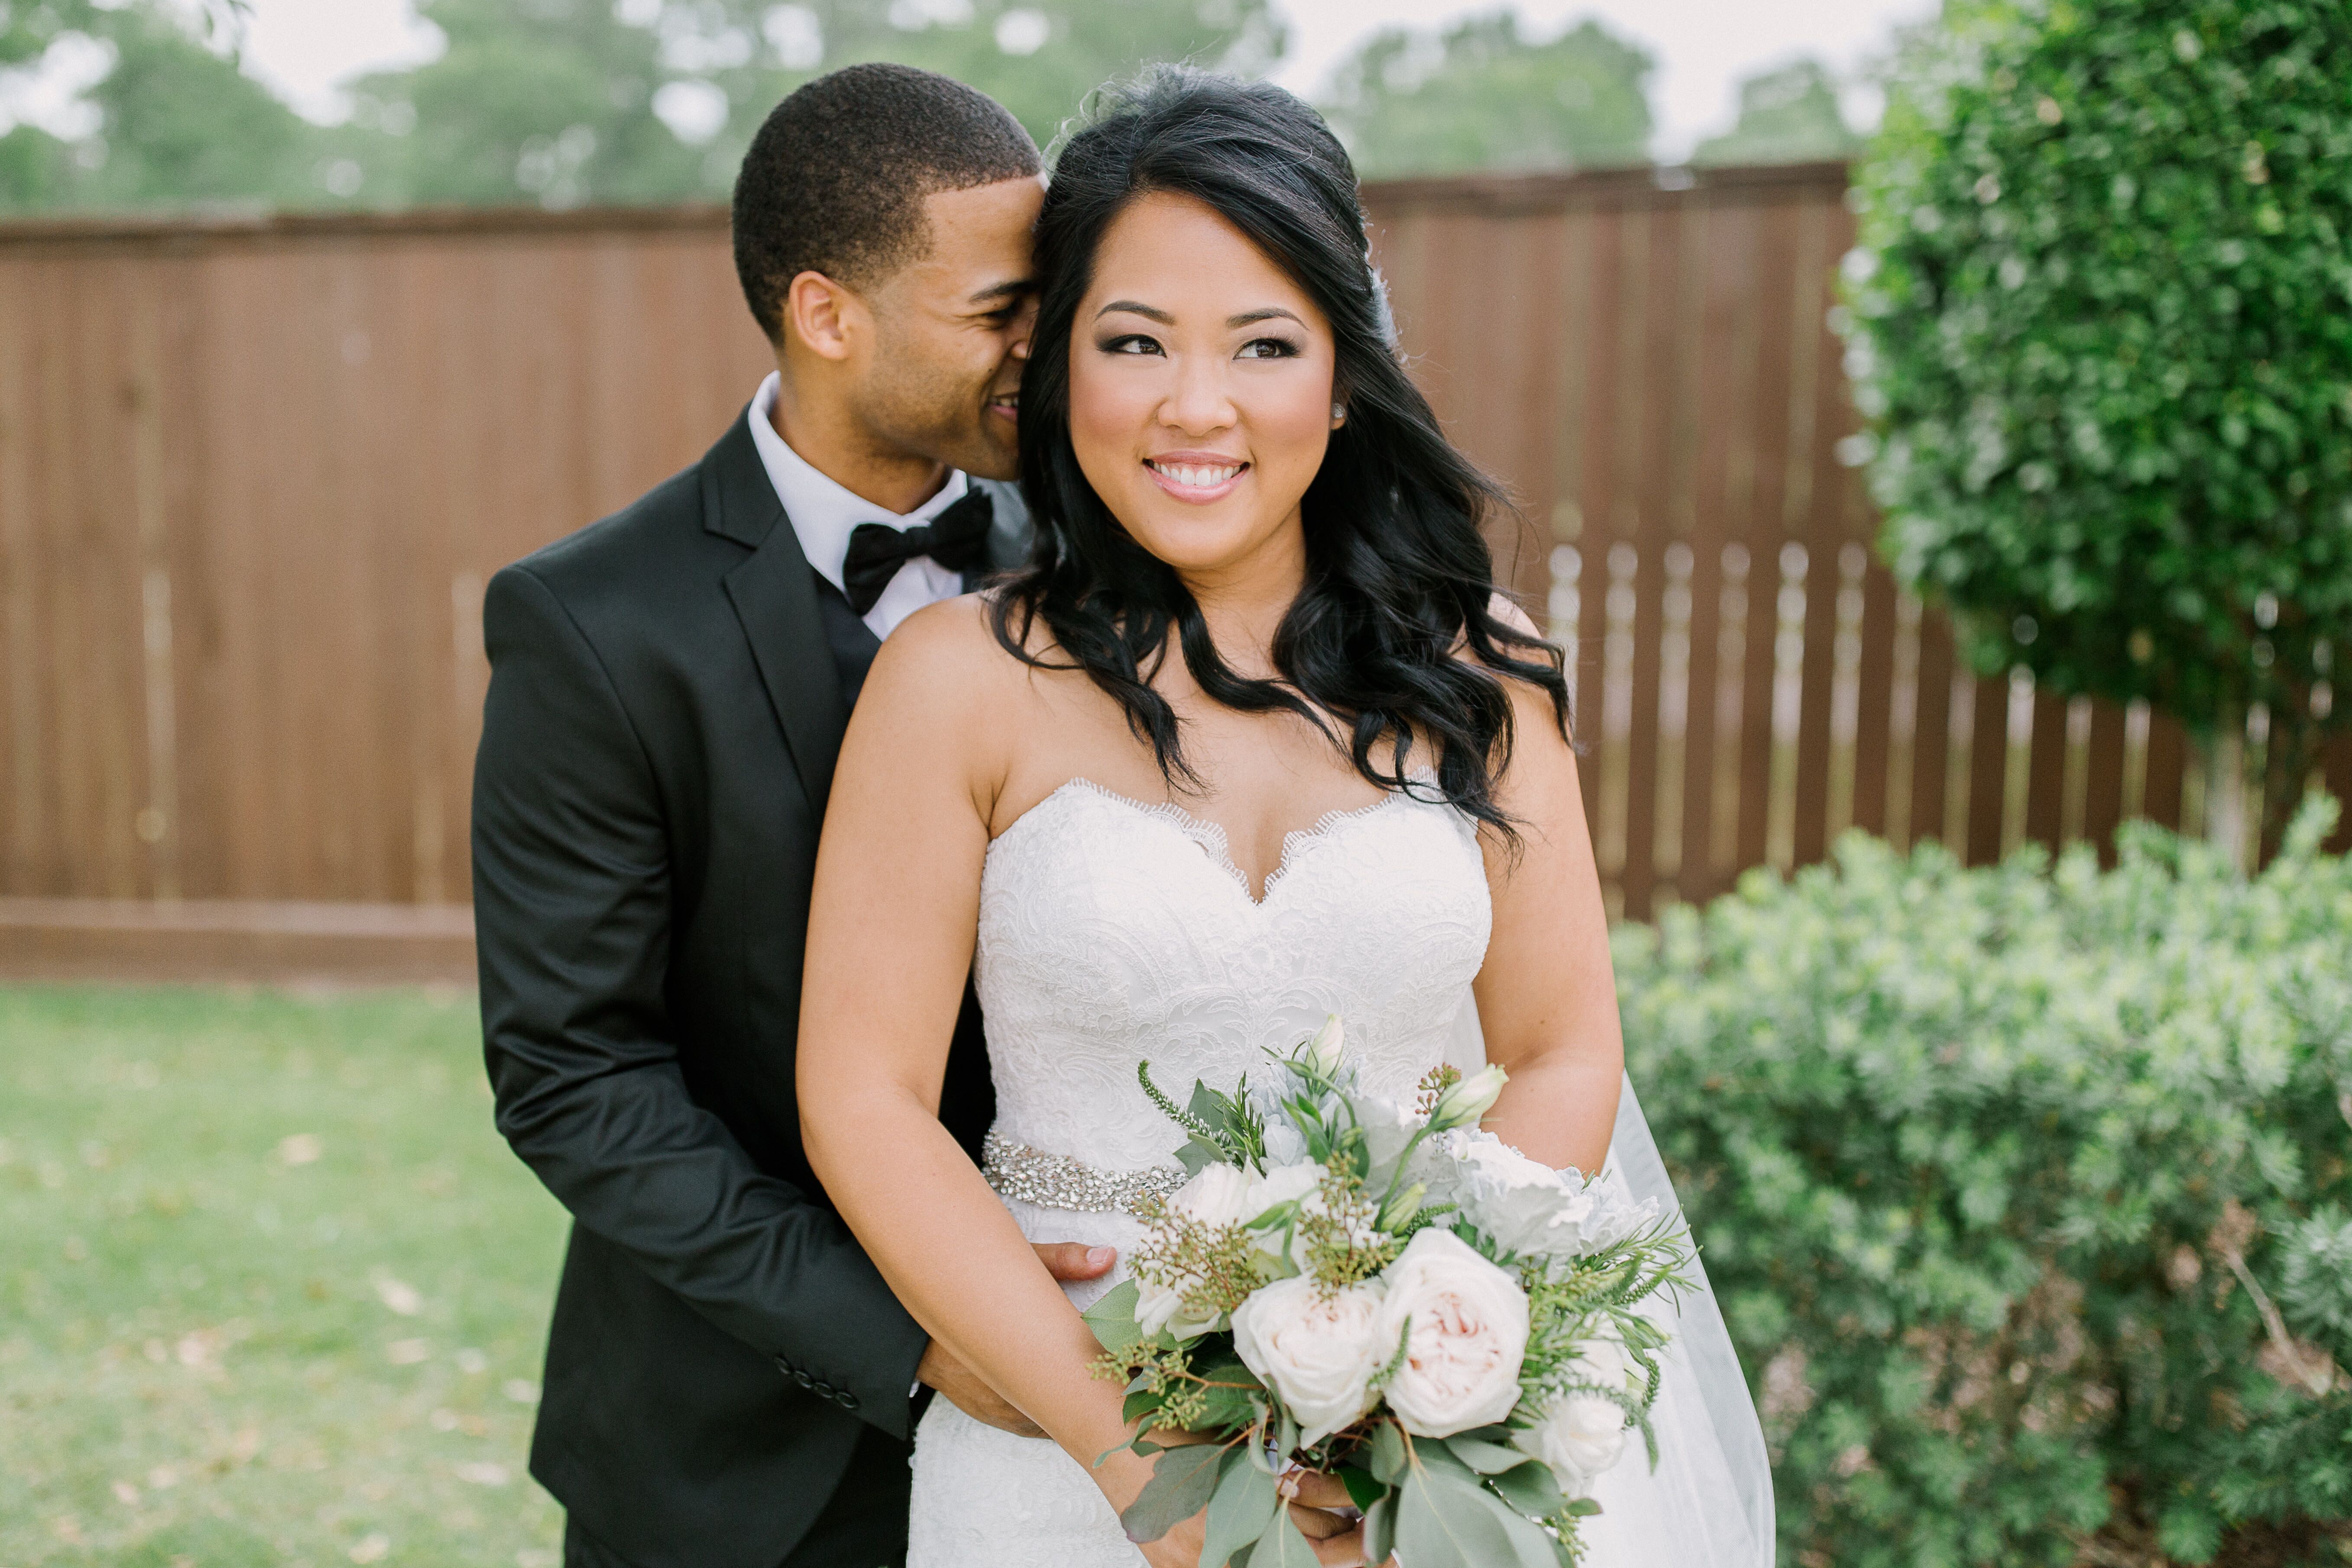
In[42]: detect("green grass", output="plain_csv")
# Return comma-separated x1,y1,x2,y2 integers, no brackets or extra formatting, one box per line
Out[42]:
0,986,570,1568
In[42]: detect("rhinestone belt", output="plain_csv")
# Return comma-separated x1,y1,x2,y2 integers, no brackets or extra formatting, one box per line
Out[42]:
981,1130,1190,1217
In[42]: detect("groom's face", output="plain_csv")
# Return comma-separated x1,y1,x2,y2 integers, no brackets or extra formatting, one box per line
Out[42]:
849,175,1044,482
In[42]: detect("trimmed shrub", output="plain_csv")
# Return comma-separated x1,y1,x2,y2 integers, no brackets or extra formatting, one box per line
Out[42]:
1619,800,2352,1565
1837,0,2352,802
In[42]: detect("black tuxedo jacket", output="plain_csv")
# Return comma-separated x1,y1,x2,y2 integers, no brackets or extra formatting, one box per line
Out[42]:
472,412,1021,1568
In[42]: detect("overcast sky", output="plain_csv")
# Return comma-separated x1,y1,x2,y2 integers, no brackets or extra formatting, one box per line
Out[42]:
94,0,1943,162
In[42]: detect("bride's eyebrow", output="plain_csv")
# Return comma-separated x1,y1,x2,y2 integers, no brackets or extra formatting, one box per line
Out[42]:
1092,301,1306,330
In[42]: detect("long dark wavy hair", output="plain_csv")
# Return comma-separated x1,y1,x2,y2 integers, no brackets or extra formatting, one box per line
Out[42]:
989,68,1570,836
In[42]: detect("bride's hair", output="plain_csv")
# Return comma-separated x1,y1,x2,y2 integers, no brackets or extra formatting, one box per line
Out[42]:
991,68,1570,836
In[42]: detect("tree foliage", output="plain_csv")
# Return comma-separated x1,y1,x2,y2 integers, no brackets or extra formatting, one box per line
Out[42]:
1690,58,1861,167
1838,0,2352,806
1621,803,2352,1565
0,0,323,212
1316,11,1652,180
1,0,1288,213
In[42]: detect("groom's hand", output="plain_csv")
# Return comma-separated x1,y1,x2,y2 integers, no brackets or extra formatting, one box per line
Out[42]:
915,1242,1117,1437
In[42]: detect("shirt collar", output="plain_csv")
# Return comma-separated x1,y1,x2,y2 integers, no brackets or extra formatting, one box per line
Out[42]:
745,371,970,594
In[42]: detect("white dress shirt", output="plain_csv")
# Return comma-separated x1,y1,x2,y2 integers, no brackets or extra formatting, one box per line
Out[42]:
746,370,973,641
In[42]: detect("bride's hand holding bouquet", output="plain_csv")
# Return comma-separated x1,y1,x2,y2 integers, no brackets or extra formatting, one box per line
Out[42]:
1087,1018,1689,1568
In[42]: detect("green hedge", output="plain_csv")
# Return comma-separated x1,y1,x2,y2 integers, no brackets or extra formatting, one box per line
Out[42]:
1618,801,2352,1565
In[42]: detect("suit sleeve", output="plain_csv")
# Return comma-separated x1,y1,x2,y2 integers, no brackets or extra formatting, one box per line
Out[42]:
471,563,929,1437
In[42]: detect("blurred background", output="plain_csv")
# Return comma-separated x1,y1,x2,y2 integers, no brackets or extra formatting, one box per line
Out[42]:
3,2,2349,1565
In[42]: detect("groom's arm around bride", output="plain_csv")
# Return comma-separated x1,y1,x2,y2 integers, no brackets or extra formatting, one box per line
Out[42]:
471,66,1105,1568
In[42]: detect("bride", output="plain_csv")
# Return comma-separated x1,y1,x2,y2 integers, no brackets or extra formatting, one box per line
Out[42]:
798,69,1774,1568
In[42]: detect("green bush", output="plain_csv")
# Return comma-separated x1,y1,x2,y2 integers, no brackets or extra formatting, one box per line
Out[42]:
1618,800,2352,1565
1838,0,2352,796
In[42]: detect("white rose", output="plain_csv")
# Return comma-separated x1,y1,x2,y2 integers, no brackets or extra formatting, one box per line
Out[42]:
1512,1339,1632,1496
1372,1228,1529,1436
1231,1276,1388,1445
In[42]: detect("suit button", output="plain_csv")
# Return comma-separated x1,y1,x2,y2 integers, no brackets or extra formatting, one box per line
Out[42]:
813,1381,835,1398
836,1390,859,1411
793,1371,814,1389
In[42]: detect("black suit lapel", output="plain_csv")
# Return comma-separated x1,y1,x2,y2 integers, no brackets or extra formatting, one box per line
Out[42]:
703,413,850,813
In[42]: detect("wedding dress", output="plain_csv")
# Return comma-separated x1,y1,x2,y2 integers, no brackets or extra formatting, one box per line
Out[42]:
905,779,1775,1567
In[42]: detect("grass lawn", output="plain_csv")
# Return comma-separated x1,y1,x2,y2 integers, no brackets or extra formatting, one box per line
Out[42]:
1,986,571,1568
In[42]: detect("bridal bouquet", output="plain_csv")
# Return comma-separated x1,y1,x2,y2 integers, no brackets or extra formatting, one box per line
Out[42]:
1084,1018,1689,1568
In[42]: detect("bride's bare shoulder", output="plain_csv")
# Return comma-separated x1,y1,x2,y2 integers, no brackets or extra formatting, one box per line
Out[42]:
854,590,1052,736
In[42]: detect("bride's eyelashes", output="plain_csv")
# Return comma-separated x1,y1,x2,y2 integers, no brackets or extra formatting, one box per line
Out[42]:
1089,333,1305,359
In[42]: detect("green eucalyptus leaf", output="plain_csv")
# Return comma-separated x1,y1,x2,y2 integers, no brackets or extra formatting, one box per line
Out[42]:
1247,1506,1323,1568
1368,1421,1409,1485
1118,1443,1224,1545
1443,1435,1530,1475
1202,1448,1277,1568
1392,1465,1520,1568
1363,1493,1400,1567
1082,1278,1144,1354
1487,1458,1568,1518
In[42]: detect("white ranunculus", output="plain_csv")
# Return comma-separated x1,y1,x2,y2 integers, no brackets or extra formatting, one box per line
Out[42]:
1512,1338,1633,1497
1244,1160,1325,1222
1135,1164,1257,1339
1443,1136,1663,1263
1451,1134,1580,1256
1231,1276,1388,1445
1167,1162,1257,1227
1373,1228,1529,1436
1134,1269,1220,1341
1239,1161,1326,1274
1560,1169,1661,1254
1354,1093,1426,1189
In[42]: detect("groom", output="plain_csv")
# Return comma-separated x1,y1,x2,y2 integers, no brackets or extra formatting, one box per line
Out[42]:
472,65,1112,1568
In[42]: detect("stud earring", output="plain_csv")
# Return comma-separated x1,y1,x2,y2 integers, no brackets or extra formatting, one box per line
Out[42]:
1331,402,1346,420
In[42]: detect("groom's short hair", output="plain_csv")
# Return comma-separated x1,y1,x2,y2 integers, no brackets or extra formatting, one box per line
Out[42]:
733,63,1042,342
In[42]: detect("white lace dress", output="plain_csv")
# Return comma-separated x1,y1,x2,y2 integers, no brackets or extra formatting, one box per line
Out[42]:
904,779,1777,1568
905,779,1491,1567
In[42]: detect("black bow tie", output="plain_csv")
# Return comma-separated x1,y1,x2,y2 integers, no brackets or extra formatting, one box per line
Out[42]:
839,488,995,615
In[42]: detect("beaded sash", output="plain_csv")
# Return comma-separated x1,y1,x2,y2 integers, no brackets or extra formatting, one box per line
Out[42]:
980,1130,1189,1217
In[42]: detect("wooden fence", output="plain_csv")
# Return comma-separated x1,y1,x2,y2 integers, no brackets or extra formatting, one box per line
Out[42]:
0,166,2345,973
1361,163,2352,916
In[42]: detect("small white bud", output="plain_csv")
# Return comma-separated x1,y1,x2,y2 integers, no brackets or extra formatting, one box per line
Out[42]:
1428,1064,1508,1131
1300,1015,1346,1078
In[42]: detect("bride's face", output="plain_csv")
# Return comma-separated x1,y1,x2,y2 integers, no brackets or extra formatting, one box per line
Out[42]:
1066,191,1343,584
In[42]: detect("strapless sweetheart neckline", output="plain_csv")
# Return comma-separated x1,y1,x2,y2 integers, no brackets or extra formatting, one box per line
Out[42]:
990,776,1425,907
